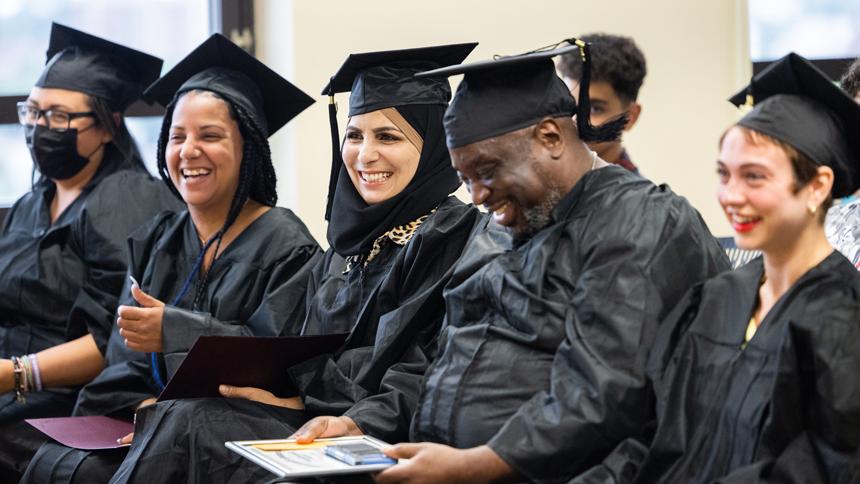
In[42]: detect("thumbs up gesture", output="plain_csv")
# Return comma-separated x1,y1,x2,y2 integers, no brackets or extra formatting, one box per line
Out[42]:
117,278,166,353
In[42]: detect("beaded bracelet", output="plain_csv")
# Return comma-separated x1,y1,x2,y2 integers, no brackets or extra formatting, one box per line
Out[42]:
21,354,33,393
11,356,25,404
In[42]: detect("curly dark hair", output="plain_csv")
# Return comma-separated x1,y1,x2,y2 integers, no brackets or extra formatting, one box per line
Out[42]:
557,33,647,104
840,58,860,98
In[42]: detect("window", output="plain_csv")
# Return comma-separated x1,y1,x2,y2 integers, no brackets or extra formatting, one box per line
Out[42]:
0,0,215,206
748,0,860,79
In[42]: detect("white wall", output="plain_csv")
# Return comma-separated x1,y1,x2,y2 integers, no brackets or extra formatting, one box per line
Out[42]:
255,0,751,247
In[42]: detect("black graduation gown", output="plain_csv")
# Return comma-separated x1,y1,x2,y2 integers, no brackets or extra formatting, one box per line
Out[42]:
411,166,731,483
104,197,481,484
21,207,321,484
582,251,860,484
0,163,181,413
0,159,180,481
76,207,322,417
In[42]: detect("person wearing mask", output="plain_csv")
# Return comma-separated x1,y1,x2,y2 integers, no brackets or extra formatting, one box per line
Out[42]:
578,53,860,484
0,23,181,481
557,33,646,174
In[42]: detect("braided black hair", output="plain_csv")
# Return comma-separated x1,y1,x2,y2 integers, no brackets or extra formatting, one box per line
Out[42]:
155,88,277,309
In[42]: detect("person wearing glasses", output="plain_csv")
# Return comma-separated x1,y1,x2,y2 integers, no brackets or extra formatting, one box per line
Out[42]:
0,23,180,481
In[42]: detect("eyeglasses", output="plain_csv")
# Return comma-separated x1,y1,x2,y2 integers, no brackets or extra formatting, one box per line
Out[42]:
16,102,95,132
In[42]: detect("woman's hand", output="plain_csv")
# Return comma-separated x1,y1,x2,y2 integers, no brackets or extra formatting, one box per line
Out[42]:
219,384,305,410
117,284,165,353
136,397,157,410
118,397,158,445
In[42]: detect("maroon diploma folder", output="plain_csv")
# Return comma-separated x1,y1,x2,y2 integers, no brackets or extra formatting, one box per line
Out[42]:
27,333,348,450
25,416,133,450
157,333,349,401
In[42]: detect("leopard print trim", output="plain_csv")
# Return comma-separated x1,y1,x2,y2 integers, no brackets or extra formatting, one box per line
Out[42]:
344,210,434,272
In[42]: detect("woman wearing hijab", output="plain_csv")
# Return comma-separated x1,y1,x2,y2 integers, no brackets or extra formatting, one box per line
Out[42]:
21,33,321,483
102,43,484,484
574,54,860,483
0,23,181,481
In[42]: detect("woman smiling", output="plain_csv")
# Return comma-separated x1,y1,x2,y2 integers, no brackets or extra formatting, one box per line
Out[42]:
22,34,321,483
580,53,860,484
342,110,421,204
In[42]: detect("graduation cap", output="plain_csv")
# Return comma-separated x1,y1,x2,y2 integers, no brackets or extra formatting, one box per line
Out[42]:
144,33,314,137
416,39,627,149
34,22,163,111
320,43,477,221
321,43,478,116
729,53,860,197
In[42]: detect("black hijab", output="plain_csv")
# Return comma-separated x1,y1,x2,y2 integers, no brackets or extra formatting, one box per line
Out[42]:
327,103,460,256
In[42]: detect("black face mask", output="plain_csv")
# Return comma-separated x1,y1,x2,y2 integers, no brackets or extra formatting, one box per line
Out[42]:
24,124,97,180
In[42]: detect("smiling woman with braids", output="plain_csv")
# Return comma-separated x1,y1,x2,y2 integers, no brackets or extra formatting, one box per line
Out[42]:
21,34,321,484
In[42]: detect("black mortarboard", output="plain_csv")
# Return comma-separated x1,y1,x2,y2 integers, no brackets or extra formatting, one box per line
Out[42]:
320,43,477,221
321,43,478,116
417,39,627,149
144,33,314,137
729,53,860,197
34,23,163,111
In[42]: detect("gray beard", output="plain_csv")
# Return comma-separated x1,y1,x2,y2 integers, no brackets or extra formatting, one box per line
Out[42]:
513,185,566,243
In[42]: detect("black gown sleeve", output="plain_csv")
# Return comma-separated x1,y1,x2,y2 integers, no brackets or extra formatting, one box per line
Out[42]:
568,284,707,484
66,171,181,354
485,204,727,483
302,202,481,442
72,212,176,418
160,244,322,374
339,271,452,441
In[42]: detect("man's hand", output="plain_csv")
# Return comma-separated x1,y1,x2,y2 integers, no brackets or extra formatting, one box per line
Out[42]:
375,444,516,484
117,284,165,353
219,384,305,409
290,416,362,444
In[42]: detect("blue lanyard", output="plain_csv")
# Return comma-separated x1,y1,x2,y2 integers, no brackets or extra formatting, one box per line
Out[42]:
150,238,214,391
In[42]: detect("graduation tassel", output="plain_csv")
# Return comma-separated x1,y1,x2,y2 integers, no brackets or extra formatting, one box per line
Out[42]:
567,38,628,143
324,80,342,222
